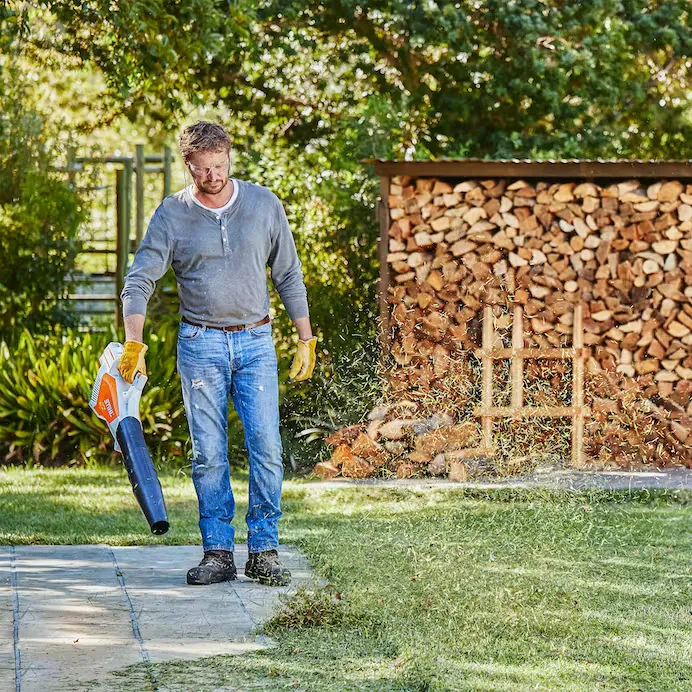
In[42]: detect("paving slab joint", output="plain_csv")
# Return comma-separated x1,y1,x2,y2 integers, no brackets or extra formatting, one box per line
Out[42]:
10,546,21,692
108,547,158,689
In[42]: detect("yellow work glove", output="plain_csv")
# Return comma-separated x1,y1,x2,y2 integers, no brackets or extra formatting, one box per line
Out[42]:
117,341,148,384
289,337,317,381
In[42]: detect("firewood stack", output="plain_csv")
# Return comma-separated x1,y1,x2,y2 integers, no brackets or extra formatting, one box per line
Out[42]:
313,175,692,479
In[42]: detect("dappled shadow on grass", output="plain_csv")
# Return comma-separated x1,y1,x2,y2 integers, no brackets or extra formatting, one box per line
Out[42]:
0,495,203,545
0,468,260,545
0,485,249,545
0,467,124,491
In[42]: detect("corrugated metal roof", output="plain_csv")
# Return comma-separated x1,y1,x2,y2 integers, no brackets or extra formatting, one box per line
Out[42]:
363,157,692,164
363,158,692,179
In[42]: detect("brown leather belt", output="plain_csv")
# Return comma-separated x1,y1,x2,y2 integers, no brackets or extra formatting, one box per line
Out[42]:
182,315,270,332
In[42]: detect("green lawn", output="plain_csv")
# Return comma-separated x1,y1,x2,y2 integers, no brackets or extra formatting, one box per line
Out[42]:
1,468,690,691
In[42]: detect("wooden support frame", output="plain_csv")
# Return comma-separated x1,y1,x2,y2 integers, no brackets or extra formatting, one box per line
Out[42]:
473,301,590,467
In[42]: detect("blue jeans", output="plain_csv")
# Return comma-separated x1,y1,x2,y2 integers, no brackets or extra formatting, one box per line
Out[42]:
176,318,284,553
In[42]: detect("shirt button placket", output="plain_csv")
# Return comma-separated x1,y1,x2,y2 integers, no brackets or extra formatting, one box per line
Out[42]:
220,218,228,256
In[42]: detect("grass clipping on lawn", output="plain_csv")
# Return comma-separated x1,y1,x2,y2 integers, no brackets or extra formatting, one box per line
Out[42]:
264,584,349,632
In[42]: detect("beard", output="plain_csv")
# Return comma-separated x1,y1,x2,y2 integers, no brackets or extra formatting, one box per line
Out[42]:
196,176,229,195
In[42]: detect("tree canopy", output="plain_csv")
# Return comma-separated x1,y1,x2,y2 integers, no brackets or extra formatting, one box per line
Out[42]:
6,0,691,159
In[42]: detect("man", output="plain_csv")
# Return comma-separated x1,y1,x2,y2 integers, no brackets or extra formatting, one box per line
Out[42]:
118,121,316,587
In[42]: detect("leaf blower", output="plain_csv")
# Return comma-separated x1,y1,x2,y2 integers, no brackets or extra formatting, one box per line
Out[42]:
89,342,169,535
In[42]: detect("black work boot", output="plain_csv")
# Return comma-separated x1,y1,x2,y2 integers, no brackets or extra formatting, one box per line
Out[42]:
186,549,237,585
245,549,291,586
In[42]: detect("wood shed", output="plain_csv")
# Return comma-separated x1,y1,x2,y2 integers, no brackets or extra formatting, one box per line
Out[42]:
316,159,692,481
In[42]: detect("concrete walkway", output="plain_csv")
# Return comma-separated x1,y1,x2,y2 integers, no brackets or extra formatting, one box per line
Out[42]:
0,545,315,691
306,467,692,491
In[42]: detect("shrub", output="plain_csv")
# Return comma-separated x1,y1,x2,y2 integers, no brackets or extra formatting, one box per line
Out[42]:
0,80,85,343
0,170,85,340
0,325,188,466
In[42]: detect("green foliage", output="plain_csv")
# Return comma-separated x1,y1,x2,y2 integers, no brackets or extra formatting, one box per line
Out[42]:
0,11,86,342
6,0,692,466
0,168,85,340
0,326,188,466
17,0,692,158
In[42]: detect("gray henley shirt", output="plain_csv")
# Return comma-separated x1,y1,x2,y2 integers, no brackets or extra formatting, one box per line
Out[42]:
120,179,310,327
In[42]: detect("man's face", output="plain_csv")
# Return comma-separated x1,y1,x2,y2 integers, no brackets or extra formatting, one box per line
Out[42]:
186,149,230,195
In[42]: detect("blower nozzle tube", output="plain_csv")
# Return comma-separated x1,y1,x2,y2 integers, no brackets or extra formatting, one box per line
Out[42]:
116,417,169,535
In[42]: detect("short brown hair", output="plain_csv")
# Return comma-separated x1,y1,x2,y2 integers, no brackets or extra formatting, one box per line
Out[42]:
179,121,231,159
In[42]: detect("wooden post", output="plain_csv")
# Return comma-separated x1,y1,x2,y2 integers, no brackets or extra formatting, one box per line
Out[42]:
481,305,494,452
135,144,145,247
162,146,172,199
377,176,392,355
508,269,523,417
66,145,77,189
124,159,133,259
571,303,585,466
511,306,524,416
115,167,128,330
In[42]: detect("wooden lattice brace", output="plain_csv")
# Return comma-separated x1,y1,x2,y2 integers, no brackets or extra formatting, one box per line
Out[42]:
472,301,591,466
